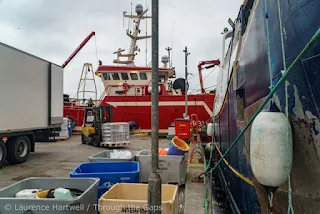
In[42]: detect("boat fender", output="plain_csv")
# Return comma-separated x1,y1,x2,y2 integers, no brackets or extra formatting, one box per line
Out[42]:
207,123,214,136
250,112,293,187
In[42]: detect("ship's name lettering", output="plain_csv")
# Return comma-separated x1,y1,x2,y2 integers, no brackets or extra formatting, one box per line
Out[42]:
191,120,206,126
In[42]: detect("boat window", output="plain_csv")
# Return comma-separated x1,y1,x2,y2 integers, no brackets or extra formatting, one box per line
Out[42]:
121,73,129,80
112,73,120,80
130,73,139,80
85,110,94,123
139,72,147,80
103,73,111,80
159,75,165,82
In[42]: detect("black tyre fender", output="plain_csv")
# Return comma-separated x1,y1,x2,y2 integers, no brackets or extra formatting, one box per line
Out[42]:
0,141,7,169
6,136,31,164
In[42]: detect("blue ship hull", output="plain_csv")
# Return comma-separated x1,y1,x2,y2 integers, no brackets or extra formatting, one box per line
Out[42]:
211,0,320,213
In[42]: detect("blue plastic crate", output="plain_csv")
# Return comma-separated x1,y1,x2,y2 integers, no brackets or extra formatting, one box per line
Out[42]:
70,161,140,198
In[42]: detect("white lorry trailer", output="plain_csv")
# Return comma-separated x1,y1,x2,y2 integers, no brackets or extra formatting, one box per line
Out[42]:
0,42,64,168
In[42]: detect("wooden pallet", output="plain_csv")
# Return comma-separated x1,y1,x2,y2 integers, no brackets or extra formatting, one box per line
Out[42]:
100,141,130,148
49,136,69,141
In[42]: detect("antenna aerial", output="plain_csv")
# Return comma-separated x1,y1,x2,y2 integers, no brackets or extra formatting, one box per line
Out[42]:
165,47,172,68
113,3,152,66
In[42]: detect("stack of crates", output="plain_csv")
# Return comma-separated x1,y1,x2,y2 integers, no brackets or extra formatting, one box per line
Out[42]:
101,122,130,146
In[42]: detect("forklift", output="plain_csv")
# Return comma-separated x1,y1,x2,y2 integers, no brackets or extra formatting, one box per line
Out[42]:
81,106,113,147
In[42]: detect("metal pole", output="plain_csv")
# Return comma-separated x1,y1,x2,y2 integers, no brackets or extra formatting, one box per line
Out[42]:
183,46,190,118
148,0,161,213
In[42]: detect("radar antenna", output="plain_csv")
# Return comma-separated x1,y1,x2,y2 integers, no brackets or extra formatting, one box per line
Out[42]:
113,4,152,66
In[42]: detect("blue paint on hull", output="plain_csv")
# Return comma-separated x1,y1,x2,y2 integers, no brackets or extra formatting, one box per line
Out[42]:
212,0,320,213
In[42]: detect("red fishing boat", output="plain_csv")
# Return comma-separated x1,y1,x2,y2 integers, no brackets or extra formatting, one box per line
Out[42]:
63,3,217,135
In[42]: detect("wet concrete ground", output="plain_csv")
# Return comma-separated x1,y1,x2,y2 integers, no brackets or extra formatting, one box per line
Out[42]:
0,134,207,214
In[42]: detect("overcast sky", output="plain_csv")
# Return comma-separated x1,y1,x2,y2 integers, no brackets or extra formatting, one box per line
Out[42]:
0,0,242,98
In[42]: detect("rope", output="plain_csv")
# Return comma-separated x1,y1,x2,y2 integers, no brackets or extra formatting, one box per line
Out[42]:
199,142,209,214
213,138,254,186
188,72,199,81
275,1,295,213
204,27,320,176
264,0,273,88
287,175,294,214
189,67,218,94
189,85,217,92
268,192,274,214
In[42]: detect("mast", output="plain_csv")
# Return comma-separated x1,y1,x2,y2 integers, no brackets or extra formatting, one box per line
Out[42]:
113,4,152,66
165,47,172,68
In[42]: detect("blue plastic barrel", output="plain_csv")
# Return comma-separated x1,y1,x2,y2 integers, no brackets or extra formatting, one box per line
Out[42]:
70,161,140,198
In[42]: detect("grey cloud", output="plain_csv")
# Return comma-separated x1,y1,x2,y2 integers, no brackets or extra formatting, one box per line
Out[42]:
0,0,243,96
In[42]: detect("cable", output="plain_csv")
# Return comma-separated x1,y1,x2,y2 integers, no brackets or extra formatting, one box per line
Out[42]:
205,27,320,177
94,36,99,65
275,0,294,213
189,85,216,92
189,67,217,93
188,72,199,81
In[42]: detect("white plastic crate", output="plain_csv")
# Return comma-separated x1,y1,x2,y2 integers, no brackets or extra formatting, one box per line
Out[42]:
59,117,69,138
101,122,130,145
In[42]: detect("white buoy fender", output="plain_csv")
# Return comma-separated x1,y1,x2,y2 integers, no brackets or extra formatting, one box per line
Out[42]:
147,86,161,93
207,123,214,136
250,112,293,187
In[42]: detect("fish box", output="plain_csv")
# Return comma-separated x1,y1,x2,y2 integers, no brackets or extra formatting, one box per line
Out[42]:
136,150,187,185
98,183,178,214
88,150,139,162
0,177,99,214
70,162,140,198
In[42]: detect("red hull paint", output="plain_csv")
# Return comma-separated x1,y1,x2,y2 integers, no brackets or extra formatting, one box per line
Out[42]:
63,106,85,133
101,94,214,131
63,94,214,133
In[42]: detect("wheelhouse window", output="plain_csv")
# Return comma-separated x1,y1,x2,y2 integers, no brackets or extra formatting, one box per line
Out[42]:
112,73,120,80
103,73,111,80
130,73,139,80
121,73,129,80
85,110,94,123
139,72,147,80
159,75,165,82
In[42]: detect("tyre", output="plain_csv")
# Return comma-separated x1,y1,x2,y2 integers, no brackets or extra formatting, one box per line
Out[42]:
6,136,31,164
91,135,100,147
0,141,7,169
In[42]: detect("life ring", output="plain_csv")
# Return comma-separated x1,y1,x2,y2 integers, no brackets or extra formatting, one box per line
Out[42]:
122,82,131,93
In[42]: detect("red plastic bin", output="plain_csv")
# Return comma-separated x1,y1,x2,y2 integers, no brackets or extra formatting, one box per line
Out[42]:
174,118,190,140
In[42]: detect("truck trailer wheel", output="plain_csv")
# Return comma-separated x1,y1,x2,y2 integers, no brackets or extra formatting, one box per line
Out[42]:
0,141,7,168
7,136,31,164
